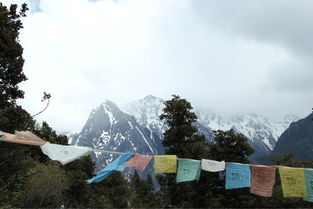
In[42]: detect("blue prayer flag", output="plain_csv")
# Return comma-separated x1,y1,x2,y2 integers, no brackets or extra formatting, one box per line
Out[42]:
225,163,251,189
86,152,133,183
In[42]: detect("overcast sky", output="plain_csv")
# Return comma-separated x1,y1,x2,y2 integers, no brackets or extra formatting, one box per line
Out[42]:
3,0,313,132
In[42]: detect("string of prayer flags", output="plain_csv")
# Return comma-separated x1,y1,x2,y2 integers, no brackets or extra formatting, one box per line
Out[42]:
201,159,225,172
304,169,313,202
41,143,92,165
125,153,153,171
0,131,47,146
154,155,177,173
279,167,306,198
250,166,276,197
225,163,251,189
87,152,134,184
176,159,201,183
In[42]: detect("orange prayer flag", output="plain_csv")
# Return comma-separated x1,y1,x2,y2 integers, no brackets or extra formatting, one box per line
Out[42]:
125,153,152,171
250,166,276,197
0,131,47,146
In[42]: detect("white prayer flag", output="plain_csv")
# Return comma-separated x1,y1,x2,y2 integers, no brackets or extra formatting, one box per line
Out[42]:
201,159,225,172
41,143,92,165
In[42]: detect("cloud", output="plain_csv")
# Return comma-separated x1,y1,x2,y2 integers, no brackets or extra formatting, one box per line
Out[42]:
1,0,311,132
192,0,313,56
266,57,313,93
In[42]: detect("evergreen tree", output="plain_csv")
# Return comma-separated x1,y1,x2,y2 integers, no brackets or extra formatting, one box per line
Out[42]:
205,129,255,208
160,95,209,158
157,95,210,208
129,170,159,208
209,129,254,163
0,5,37,207
22,162,70,208
0,2,31,133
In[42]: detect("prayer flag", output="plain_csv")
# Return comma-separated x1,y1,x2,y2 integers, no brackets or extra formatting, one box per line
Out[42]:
279,167,306,198
0,131,47,146
125,153,152,171
87,152,134,183
176,159,201,183
225,163,251,189
154,155,177,173
304,169,313,202
201,159,225,172
41,143,92,165
250,166,276,197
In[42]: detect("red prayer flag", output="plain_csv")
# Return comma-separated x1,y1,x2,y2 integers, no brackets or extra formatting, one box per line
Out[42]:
250,165,276,197
125,153,152,171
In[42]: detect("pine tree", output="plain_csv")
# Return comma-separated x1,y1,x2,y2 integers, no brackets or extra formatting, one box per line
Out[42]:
157,95,210,208
206,129,256,208
0,2,31,132
160,95,208,158
209,129,254,163
129,170,159,208
0,4,38,207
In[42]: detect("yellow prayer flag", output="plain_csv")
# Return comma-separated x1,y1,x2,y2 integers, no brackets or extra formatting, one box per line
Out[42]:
279,167,306,198
154,155,177,173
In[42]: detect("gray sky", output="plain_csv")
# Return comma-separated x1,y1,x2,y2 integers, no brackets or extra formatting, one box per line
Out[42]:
3,0,313,132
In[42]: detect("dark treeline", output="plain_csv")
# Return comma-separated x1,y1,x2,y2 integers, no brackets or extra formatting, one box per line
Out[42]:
1,3,313,208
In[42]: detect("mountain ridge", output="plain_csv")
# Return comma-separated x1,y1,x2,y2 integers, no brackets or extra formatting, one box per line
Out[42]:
70,95,298,168
271,113,313,160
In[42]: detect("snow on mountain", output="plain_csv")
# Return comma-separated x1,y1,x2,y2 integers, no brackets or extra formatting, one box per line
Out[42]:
71,95,297,168
123,95,214,142
71,100,163,172
195,109,297,159
122,95,166,136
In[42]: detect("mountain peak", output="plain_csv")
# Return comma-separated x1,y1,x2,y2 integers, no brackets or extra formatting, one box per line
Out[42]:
141,95,164,104
99,100,120,113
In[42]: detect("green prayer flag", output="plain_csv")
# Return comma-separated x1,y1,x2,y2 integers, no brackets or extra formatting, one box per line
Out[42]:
176,159,201,183
0,136,3,141
304,169,313,202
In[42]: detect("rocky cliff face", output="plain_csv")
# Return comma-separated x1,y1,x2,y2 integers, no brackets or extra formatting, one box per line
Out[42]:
271,113,313,160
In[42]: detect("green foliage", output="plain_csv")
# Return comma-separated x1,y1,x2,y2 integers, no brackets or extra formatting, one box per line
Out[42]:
0,2,28,104
22,162,70,208
157,95,211,208
160,94,209,158
209,129,254,163
33,121,68,145
0,2,32,133
129,170,159,208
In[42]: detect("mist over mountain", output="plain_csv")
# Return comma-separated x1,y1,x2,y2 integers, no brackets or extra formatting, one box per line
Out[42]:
69,95,297,170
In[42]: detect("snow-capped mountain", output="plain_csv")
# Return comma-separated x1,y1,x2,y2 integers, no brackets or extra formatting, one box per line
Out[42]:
122,95,166,139
195,109,297,159
71,100,163,171
71,95,297,169
123,95,214,142
122,96,297,159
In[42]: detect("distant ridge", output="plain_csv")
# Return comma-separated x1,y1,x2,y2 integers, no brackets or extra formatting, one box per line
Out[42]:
271,113,313,160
